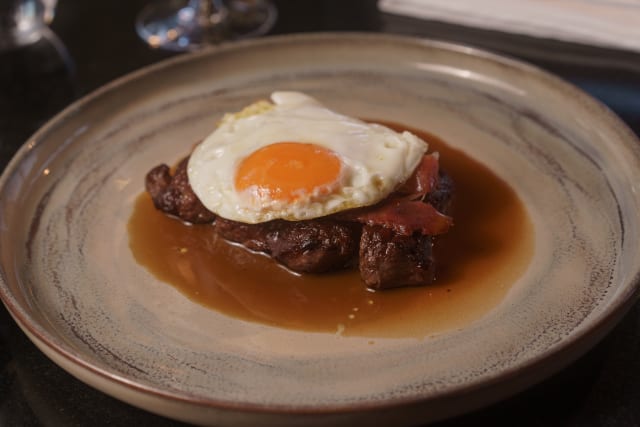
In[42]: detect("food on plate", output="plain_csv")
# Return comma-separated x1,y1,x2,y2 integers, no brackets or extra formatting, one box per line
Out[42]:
145,92,453,290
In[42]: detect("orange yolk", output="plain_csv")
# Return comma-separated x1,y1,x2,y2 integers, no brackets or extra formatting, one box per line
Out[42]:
235,142,342,202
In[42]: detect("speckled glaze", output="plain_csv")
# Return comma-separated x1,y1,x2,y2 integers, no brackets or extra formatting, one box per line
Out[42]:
1,33,639,426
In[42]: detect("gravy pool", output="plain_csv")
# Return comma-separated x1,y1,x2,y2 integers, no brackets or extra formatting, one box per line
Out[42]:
128,123,533,338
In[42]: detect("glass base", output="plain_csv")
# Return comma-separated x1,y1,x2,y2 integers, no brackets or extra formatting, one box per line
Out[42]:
136,0,277,52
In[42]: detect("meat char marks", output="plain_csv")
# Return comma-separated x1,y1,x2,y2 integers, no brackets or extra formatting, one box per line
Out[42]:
215,217,362,274
145,155,453,290
145,158,216,224
359,171,454,289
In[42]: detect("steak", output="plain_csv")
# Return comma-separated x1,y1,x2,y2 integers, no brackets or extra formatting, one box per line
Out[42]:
145,155,453,290
145,158,216,224
359,226,436,290
215,217,361,273
266,219,362,273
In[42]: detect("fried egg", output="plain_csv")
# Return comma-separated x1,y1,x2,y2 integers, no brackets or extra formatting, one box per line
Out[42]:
187,91,428,223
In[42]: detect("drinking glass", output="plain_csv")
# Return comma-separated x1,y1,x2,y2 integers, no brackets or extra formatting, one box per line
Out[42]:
0,0,57,50
136,0,277,51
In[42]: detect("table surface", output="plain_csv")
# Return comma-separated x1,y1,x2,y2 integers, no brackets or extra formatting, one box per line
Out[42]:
1,1,639,426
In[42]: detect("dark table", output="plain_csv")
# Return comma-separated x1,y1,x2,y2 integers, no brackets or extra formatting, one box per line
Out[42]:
1,1,639,426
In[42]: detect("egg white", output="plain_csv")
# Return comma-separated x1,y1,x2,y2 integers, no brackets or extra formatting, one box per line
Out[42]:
187,91,428,223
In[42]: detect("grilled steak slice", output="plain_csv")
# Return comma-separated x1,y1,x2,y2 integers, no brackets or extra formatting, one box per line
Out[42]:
145,155,454,289
215,217,271,253
359,226,435,290
266,219,361,273
425,171,454,215
359,170,454,290
145,158,216,224
216,217,361,273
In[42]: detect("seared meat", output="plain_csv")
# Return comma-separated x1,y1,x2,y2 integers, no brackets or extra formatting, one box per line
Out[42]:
215,217,272,253
266,219,361,273
356,170,454,290
216,217,361,273
145,156,454,290
359,226,435,290
145,158,216,224
425,172,454,215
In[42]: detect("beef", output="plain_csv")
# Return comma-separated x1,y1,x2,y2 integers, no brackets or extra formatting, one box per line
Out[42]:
359,226,435,290
215,217,272,253
358,170,453,289
425,171,454,215
145,155,454,290
266,219,361,273
216,217,361,273
145,158,216,224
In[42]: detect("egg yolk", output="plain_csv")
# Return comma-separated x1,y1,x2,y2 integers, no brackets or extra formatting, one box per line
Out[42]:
235,142,342,202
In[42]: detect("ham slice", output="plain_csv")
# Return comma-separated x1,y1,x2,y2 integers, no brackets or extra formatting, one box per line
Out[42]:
340,198,452,236
397,152,440,199
338,153,453,236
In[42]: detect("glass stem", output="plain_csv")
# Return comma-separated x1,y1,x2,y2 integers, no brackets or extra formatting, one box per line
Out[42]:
191,0,227,27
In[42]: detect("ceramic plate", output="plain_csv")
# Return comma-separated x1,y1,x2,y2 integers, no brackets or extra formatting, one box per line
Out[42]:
1,33,640,426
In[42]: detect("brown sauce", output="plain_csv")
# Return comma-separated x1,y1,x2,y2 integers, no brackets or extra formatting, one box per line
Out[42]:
128,123,533,338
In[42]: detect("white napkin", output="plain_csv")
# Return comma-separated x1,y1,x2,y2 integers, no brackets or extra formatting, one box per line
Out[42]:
379,0,640,52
